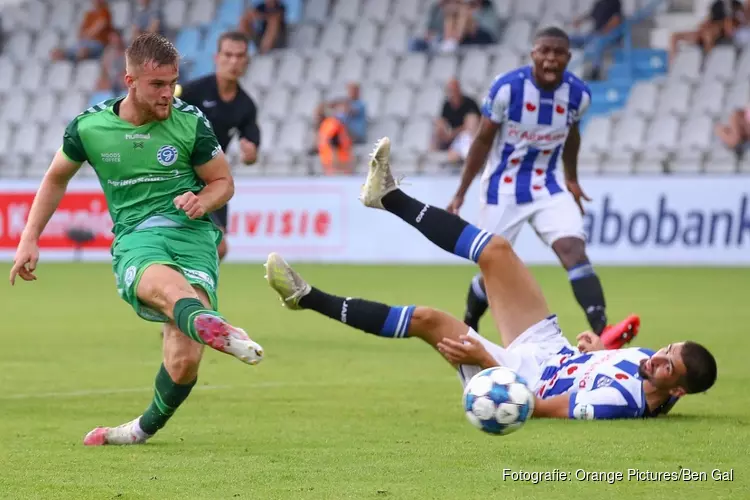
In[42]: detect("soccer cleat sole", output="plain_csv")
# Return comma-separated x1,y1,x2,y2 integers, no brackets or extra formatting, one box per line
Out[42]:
194,314,264,365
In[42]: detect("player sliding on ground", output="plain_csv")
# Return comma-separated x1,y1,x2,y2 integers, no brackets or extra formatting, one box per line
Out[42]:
266,138,717,420
9,34,264,446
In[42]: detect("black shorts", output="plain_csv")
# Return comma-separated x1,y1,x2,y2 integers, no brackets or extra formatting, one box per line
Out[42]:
210,204,229,230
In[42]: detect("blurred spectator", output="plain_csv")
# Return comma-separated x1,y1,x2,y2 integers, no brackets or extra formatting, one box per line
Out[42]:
326,83,367,144
97,30,126,95
669,0,745,63
410,0,499,53
131,0,163,40
570,0,622,80
315,104,353,175
432,79,480,151
715,104,750,152
447,113,480,165
51,0,112,62
239,0,287,54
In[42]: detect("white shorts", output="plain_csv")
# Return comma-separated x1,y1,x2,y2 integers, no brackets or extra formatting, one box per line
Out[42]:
479,193,585,246
457,315,574,392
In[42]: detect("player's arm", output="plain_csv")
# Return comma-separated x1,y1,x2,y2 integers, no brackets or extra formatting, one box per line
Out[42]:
562,102,592,214
448,117,499,213
238,100,261,165
531,394,571,419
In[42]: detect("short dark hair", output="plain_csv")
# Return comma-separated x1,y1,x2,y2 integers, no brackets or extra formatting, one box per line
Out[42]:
680,341,717,394
126,33,179,70
217,31,250,53
535,26,570,44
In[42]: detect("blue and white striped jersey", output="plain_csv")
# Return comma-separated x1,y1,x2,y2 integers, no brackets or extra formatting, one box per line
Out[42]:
479,66,591,206
535,347,675,420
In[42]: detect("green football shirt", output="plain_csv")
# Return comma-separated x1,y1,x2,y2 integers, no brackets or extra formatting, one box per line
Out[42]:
61,97,222,238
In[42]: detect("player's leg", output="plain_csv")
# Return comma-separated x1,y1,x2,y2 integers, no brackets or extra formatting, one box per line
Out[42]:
84,287,210,446
117,228,263,365
463,201,526,332
533,194,639,348
360,138,551,346
265,253,484,361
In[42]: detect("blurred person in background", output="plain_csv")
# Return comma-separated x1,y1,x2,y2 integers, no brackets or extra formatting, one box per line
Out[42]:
569,0,622,80
96,29,126,95
50,0,112,62
325,83,367,145
315,103,353,175
715,102,750,153
239,0,287,54
447,113,480,167
432,78,480,151
131,0,164,39
176,31,261,262
669,0,745,63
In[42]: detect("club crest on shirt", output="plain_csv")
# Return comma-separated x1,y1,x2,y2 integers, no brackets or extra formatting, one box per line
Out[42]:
157,145,178,166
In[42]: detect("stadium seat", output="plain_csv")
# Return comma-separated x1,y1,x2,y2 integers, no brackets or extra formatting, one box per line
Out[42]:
29,92,58,125
393,0,422,25
503,20,533,54
289,86,321,121
515,0,545,22
427,56,458,85
401,117,432,154
6,31,32,63
175,27,203,61
396,53,428,87
623,80,658,118
735,48,750,80
58,91,87,123
724,80,749,114
335,53,366,85
73,60,102,92
290,24,319,50
379,22,410,54
363,0,391,25
671,149,704,174
656,81,691,118
668,47,701,84
277,52,305,88
163,0,189,31
580,116,612,155
414,84,444,118
303,0,330,25
244,55,276,90
489,53,522,79
13,123,41,157
459,49,491,90
0,58,17,94
110,0,132,31
705,147,738,173
319,23,349,56
360,85,383,120
48,61,74,93
47,2,75,33
693,80,725,118
383,86,414,120
350,21,379,56
679,116,713,153
365,53,397,89
275,120,310,155
368,118,403,148
88,90,115,108
611,116,646,153
22,0,47,33
41,121,66,158
33,30,60,61
19,60,45,93
332,0,361,26
307,53,335,89
187,0,216,26
702,46,735,84
216,0,245,27
258,119,278,152
262,87,291,121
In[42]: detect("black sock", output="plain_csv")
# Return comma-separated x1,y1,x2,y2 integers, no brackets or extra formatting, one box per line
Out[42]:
464,274,488,331
381,190,492,263
299,287,415,338
569,262,607,335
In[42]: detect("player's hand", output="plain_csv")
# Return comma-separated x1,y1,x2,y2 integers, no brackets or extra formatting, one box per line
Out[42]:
239,138,258,165
174,192,207,219
577,331,605,353
447,194,464,215
566,180,592,215
437,335,494,367
9,239,40,285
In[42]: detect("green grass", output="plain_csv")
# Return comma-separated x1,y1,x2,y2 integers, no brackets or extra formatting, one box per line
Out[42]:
1,263,748,499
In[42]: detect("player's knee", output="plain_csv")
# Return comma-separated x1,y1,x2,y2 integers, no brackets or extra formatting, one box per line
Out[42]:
410,307,443,333
477,236,512,271
138,272,196,312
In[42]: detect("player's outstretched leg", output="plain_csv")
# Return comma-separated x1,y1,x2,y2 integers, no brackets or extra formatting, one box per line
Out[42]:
360,137,552,346
264,253,472,354
360,137,493,265
140,265,263,366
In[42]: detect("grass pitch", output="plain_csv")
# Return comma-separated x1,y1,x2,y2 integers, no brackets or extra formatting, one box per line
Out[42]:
1,263,748,499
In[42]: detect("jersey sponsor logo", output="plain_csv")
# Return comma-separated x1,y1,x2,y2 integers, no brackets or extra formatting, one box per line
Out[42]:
101,152,121,163
107,171,188,187
506,123,567,142
125,133,151,140
157,145,179,166
211,145,221,158
573,403,595,420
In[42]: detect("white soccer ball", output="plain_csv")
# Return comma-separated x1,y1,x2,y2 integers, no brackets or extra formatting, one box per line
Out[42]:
462,366,535,436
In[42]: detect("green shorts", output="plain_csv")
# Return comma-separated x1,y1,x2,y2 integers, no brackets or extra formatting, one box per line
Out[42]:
112,226,221,323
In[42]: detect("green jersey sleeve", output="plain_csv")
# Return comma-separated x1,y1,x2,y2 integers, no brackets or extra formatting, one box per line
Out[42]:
61,119,88,164
191,116,222,167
